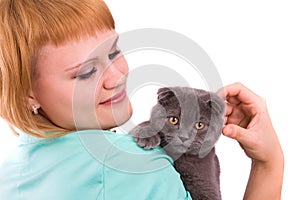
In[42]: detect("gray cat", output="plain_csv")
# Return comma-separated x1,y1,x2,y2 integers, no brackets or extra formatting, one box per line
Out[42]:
130,87,225,200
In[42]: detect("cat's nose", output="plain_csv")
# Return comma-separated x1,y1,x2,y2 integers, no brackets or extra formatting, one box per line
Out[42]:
179,136,189,142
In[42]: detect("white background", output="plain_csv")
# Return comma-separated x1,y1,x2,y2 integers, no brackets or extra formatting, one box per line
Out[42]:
1,0,300,199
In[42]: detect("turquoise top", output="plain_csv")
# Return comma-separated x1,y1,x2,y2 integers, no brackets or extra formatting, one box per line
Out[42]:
0,130,191,200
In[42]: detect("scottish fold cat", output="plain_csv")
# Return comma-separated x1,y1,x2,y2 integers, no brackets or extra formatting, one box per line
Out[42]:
130,87,224,200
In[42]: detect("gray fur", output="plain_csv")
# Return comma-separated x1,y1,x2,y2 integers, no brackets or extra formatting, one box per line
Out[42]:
130,87,225,200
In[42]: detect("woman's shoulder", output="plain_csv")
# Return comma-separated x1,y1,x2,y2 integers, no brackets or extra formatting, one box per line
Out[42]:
77,130,174,173
77,130,192,200
0,130,192,200
16,129,172,165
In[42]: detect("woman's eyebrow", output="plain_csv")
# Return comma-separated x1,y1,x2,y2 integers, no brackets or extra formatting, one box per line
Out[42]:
64,58,98,72
64,35,119,72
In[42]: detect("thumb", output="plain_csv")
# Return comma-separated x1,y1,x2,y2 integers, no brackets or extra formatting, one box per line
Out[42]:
222,124,249,144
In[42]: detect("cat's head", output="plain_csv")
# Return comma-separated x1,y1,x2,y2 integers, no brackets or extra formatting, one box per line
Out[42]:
154,87,224,158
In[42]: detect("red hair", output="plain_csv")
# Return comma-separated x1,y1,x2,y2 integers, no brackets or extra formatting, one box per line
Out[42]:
0,0,115,138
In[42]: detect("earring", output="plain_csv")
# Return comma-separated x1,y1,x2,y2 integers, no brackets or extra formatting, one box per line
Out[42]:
32,105,39,115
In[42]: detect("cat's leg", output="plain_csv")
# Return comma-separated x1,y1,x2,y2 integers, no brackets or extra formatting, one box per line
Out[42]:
129,121,161,149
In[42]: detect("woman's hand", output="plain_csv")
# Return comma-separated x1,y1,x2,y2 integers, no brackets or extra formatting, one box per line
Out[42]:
217,82,284,200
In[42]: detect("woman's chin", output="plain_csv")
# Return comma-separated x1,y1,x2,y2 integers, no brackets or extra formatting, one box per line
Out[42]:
97,99,133,130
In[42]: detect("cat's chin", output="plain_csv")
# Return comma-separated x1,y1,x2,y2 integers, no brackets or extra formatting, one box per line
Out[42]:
163,144,200,157
163,145,190,156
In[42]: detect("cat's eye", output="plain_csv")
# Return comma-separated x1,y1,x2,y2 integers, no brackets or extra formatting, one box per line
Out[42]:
169,117,179,125
195,122,205,130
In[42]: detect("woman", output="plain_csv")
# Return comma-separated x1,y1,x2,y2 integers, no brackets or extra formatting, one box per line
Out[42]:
0,0,283,199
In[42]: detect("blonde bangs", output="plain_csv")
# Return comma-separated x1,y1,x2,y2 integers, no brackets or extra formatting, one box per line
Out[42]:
0,0,114,138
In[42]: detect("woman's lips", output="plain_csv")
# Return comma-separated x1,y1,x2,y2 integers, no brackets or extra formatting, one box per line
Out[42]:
99,90,126,106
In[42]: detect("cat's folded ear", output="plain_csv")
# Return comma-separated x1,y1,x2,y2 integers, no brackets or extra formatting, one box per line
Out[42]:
207,93,225,116
198,92,225,158
157,87,176,106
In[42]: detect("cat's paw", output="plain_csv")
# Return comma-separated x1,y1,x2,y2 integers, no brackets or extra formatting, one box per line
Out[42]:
134,134,161,149
129,121,161,149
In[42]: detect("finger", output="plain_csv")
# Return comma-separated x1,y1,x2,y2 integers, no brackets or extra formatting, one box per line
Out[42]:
226,96,241,105
238,116,251,129
222,124,249,145
226,107,246,125
218,82,260,104
225,102,234,116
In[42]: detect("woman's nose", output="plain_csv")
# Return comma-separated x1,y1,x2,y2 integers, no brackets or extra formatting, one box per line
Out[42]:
102,62,127,90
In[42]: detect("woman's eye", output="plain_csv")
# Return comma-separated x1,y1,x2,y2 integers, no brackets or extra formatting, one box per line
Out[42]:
195,122,205,130
168,116,179,125
108,50,121,60
75,67,97,80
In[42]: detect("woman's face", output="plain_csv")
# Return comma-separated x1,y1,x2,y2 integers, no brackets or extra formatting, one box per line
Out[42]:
31,30,132,130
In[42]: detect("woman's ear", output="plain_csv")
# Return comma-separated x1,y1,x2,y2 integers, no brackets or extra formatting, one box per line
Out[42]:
28,91,41,114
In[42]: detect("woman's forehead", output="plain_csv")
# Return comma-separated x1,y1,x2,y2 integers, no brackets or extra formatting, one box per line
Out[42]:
36,30,118,72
